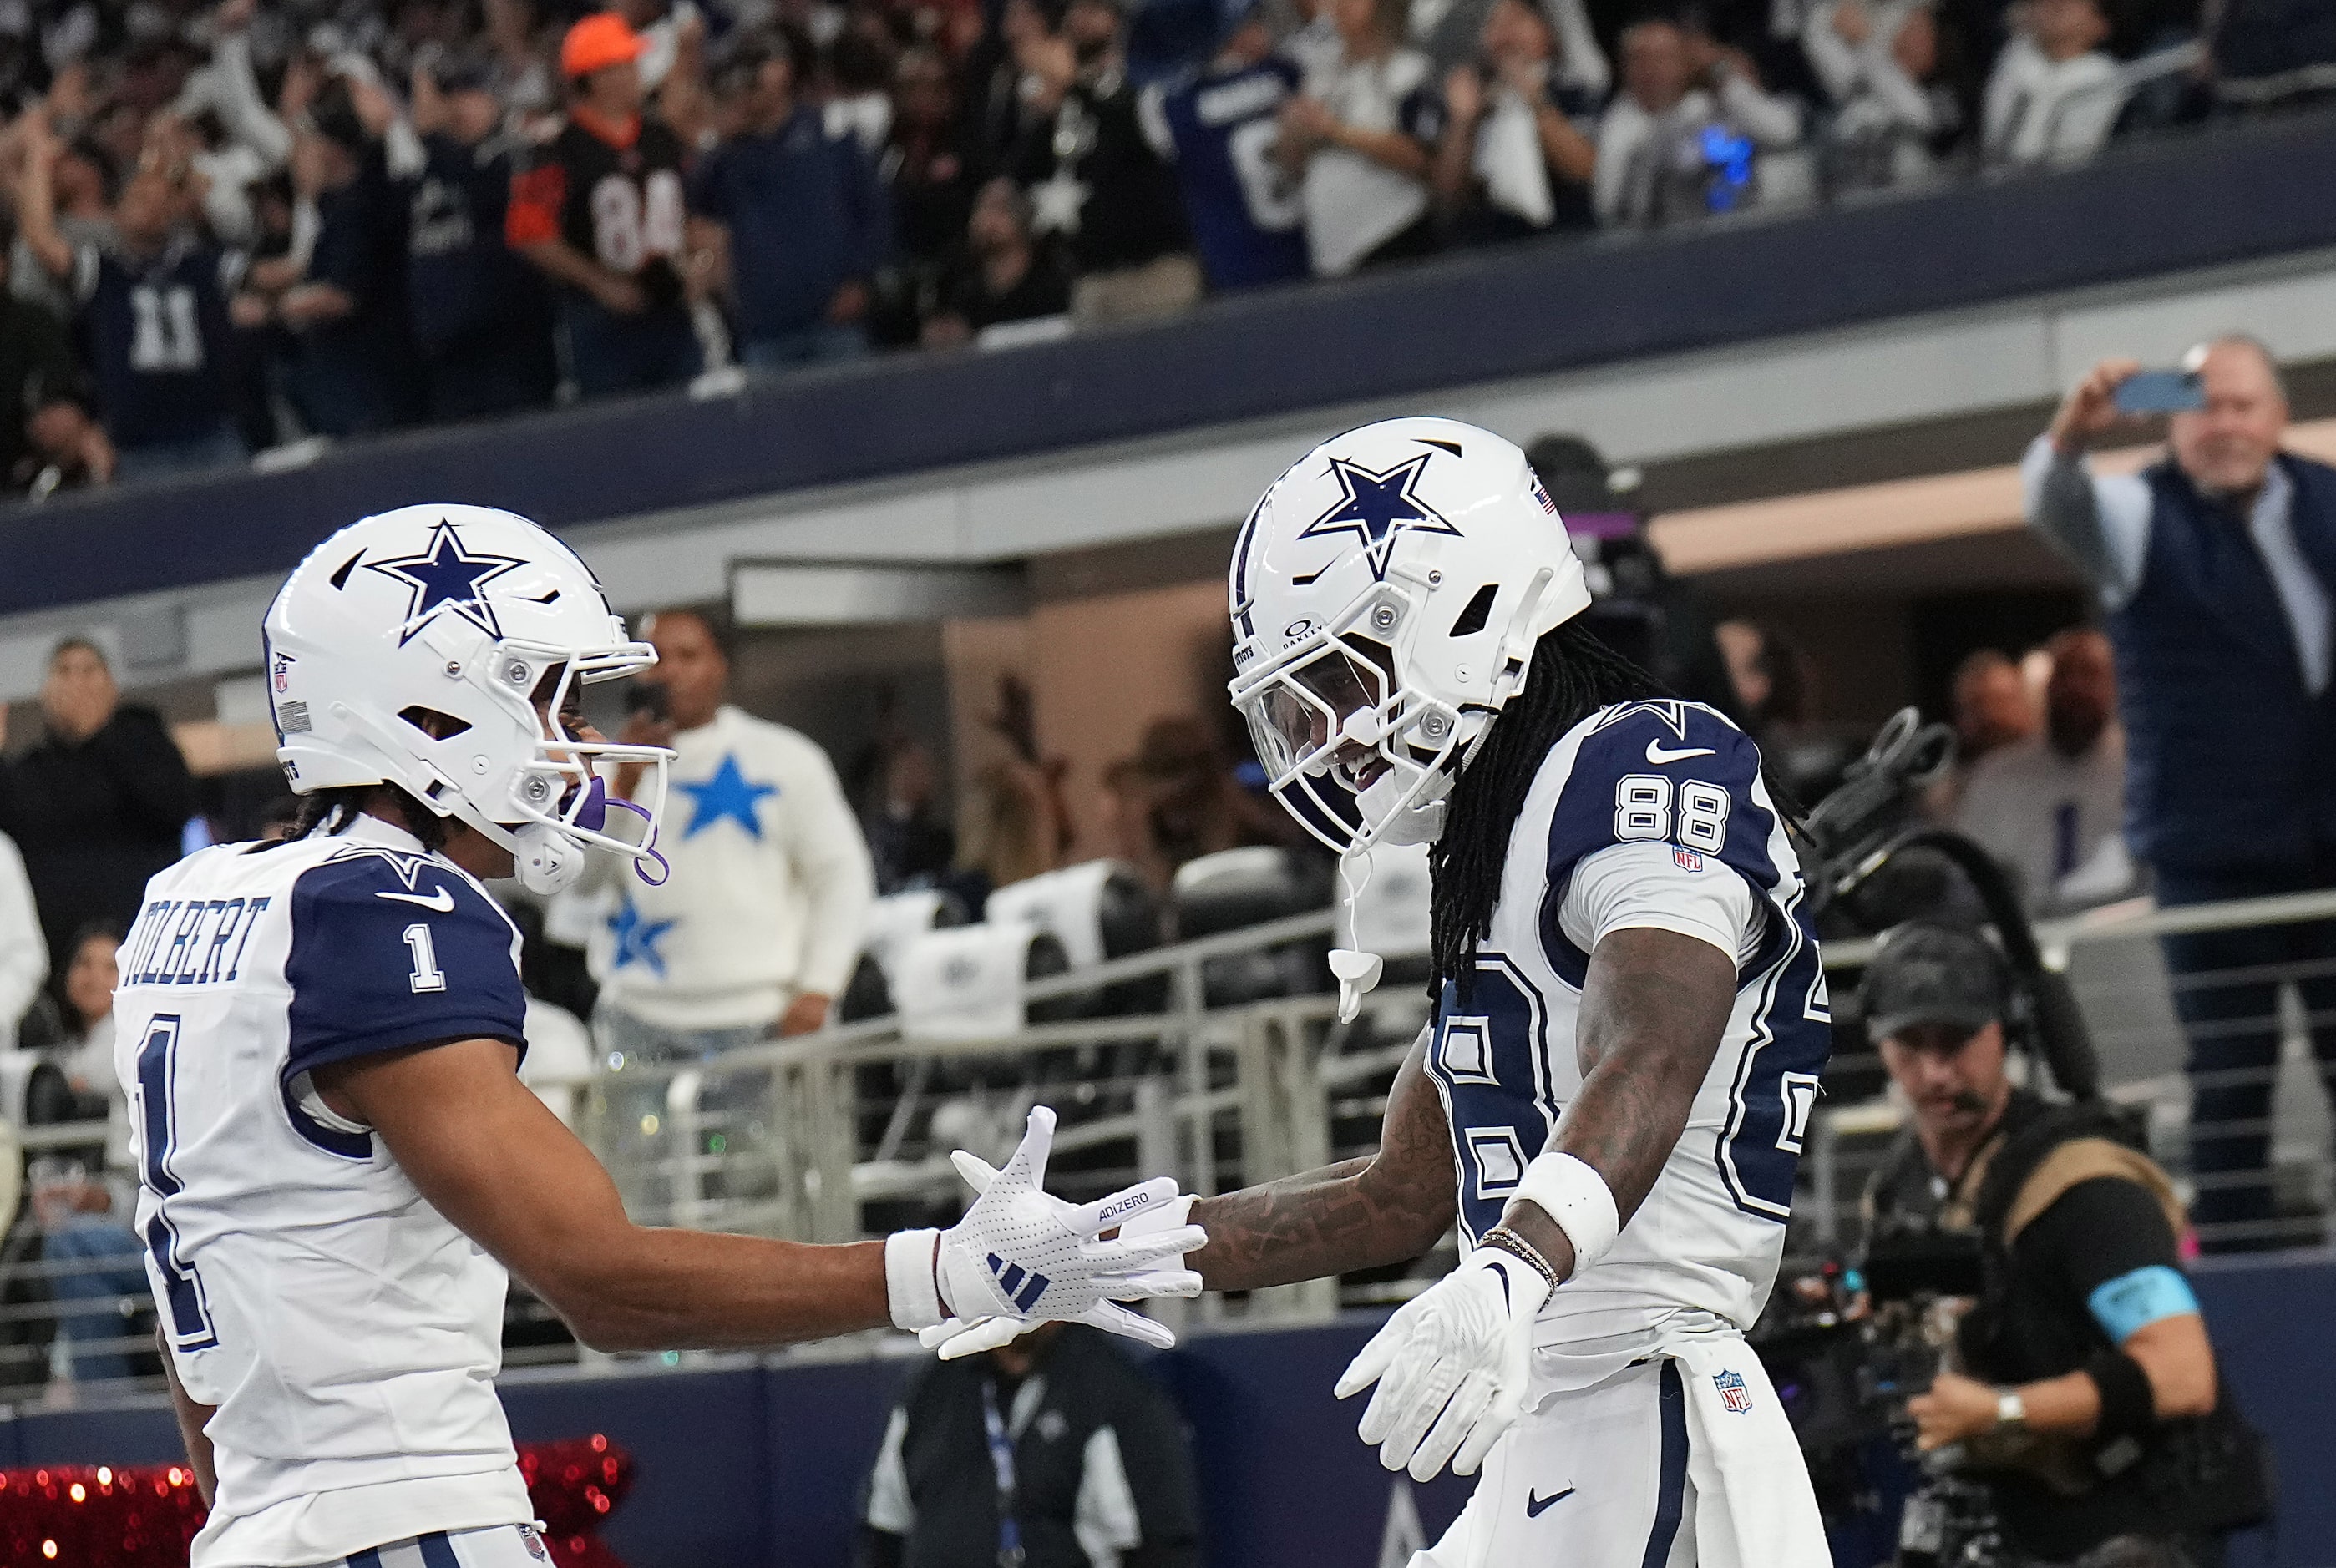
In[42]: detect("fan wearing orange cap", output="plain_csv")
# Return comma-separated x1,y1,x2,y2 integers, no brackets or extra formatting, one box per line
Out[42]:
504,12,702,397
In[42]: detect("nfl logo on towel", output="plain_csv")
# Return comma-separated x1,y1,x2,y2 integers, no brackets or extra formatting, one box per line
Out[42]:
1714,1369,1754,1414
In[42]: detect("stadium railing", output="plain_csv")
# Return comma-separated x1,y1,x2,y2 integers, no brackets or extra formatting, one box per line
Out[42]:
9,887,2336,1406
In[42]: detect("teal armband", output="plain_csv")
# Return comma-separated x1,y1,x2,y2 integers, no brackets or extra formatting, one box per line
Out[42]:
2087,1264,2199,1343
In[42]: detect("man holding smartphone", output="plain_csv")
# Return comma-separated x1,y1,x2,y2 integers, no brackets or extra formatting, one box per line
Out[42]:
2024,335,2336,1252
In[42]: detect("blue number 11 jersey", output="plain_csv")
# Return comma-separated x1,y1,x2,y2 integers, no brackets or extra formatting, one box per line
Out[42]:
1422,701,1829,1393
112,815,536,1568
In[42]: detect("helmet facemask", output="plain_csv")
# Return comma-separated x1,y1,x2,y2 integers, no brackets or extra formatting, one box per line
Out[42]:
1231,580,1477,858
332,635,673,896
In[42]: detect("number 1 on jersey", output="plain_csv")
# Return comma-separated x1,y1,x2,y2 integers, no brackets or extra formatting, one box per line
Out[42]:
403,923,448,994
135,1014,219,1351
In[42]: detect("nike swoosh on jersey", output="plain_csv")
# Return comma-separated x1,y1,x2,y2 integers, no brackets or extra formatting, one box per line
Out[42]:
375,885,456,913
1644,740,1717,765
1526,1486,1576,1518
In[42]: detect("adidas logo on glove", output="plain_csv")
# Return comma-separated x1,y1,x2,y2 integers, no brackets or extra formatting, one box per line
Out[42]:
988,1252,1051,1313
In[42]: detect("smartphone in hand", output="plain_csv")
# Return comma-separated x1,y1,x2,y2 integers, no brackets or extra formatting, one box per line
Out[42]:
2114,369,2206,415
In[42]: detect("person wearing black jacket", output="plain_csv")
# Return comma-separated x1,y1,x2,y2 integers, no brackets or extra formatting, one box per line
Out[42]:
1860,923,2267,1568
0,639,196,977
858,1322,1200,1568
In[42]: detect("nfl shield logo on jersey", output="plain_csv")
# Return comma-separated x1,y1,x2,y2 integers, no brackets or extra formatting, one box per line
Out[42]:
519,1525,551,1561
1714,1369,1755,1414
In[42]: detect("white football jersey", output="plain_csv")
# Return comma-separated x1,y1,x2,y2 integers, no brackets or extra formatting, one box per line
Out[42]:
1420,701,1831,1396
112,815,537,1568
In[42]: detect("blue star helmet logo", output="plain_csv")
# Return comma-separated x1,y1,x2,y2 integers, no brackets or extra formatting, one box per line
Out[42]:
1295,453,1463,581
363,519,530,645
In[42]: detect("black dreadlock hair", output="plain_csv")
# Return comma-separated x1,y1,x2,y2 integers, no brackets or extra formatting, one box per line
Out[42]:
288,785,453,853
1426,619,1800,1002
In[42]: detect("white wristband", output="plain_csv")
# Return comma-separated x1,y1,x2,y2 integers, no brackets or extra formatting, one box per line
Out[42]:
1506,1151,1620,1273
885,1228,945,1331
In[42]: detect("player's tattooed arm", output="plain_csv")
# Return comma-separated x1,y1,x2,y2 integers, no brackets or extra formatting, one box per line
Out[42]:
1187,1028,1456,1292
1505,925,1737,1282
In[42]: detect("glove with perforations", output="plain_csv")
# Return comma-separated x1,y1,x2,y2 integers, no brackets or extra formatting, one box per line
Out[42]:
889,1106,1206,1360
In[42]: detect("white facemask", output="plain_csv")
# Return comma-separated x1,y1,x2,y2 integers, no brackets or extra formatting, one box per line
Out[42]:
1356,769,1451,847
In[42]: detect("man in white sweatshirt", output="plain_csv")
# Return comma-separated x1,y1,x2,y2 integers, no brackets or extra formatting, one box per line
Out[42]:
594,609,875,1056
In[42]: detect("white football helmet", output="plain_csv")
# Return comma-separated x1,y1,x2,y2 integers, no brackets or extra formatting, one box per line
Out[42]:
262,504,672,894
1228,417,1593,858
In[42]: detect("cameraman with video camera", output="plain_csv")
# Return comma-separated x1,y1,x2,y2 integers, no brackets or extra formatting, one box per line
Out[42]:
1860,922,2265,1568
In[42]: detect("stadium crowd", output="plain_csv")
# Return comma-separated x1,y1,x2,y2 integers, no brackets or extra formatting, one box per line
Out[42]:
0,0,2316,488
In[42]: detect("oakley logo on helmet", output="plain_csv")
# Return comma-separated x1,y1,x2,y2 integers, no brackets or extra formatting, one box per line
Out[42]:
1297,453,1464,581
362,519,530,645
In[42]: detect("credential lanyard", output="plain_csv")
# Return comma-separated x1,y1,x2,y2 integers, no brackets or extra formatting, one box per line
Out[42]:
980,1376,1026,1568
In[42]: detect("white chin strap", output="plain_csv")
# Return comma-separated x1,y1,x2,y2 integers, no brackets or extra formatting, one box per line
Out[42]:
1328,852,1385,1024
514,822,581,894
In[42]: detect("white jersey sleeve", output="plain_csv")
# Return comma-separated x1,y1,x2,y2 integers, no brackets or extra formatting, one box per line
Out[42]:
1554,838,1762,968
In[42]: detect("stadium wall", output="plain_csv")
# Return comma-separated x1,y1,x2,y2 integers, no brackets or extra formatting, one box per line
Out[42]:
6,1251,2329,1567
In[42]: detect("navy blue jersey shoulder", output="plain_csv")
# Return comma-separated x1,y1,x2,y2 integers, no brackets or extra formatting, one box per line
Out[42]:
1538,701,1781,984
283,847,528,1086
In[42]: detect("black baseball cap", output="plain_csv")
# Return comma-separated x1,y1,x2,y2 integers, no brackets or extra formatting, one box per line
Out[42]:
1862,922,2010,1044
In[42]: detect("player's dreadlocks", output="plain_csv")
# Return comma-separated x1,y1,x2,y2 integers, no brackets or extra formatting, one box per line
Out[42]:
1427,620,1666,1002
289,785,453,853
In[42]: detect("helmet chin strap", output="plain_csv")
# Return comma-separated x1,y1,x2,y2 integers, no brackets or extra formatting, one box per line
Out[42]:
513,822,581,895
1327,850,1384,1024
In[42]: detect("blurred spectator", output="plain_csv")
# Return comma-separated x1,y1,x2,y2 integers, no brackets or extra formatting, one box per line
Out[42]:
827,15,900,153
691,26,890,369
6,127,115,327
508,13,700,398
1981,0,2121,167
395,55,557,421
1594,10,1802,227
1803,0,1962,191
866,737,958,892
17,110,248,481
1141,13,1310,291
173,0,295,248
1433,0,1597,244
0,640,196,975
1715,616,1812,741
247,81,418,438
32,921,142,1385
1276,0,1441,276
857,1323,1202,1568
0,824,43,1045
1950,646,2039,763
922,175,1071,344
881,46,989,285
0,223,112,491
594,607,875,1048
1953,628,2131,913
1011,0,1201,323
1128,714,1290,873
2026,338,2336,1247
957,753,1068,895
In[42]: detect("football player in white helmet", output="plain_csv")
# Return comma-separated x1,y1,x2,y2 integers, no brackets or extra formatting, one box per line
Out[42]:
950,419,1832,1564
122,505,1207,1568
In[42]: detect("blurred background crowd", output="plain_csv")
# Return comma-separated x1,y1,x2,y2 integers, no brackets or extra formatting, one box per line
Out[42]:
0,0,2318,489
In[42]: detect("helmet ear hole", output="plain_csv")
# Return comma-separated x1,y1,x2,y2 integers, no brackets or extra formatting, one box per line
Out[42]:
398,705,474,741
1447,584,1497,638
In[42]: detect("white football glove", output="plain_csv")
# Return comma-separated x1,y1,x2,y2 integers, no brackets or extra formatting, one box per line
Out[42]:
1334,1245,1551,1481
917,1107,1205,1360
